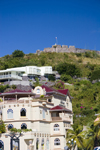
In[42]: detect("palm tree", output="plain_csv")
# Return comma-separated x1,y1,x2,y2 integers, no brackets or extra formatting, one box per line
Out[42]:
66,124,85,150
82,119,100,150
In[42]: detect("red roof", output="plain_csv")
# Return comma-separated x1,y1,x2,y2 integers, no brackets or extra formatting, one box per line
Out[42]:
50,105,72,112
41,85,68,95
58,89,68,95
41,85,56,93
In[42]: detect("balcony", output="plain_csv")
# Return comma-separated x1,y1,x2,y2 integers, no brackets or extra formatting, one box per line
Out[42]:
0,74,22,80
51,113,72,122
44,71,53,74
52,117,62,121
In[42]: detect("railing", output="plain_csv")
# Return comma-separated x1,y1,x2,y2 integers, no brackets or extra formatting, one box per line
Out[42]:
51,117,62,121
0,74,22,80
52,116,72,122
45,71,52,74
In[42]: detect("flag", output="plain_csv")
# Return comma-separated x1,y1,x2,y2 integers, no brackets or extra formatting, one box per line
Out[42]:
55,37,57,39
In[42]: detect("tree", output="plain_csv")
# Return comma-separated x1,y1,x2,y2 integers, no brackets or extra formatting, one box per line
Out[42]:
60,74,72,82
48,75,55,81
55,63,81,77
12,50,25,57
0,120,6,133
90,70,100,81
66,124,85,149
82,119,100,150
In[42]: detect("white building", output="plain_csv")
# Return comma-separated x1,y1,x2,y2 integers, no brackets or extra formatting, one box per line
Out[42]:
0,66,55,81
0,85,73,150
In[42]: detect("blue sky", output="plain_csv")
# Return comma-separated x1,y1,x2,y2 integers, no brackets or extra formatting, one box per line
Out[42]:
0,0,100,57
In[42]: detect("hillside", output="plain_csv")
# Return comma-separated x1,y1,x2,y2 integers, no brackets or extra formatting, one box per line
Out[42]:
1,50,100,125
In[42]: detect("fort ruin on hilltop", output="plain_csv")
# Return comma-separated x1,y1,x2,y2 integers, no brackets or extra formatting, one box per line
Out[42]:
36,45,100,55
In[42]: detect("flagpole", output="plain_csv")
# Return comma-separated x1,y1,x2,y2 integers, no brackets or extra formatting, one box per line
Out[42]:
55,37,57,45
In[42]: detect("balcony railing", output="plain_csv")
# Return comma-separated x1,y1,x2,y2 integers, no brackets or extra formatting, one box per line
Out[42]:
51,117,62,121
51,116,72,122
0,74,22,80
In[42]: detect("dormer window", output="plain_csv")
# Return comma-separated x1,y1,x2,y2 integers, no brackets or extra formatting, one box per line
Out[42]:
36,89,40,94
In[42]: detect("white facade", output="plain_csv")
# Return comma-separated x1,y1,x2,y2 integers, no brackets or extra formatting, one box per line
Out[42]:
0,85,73,150
0,66,55,81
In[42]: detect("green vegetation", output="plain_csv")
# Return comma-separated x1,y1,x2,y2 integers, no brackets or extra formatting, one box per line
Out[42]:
0,120,6,133
12,50,25,57
0,84,16,92
10,128,32,133
48,74,55,81
55,63,81,77
67,119,100,150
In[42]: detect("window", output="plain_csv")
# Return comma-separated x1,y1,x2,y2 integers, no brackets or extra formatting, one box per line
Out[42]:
48,99,51,102
20,108,26,116
54,124,59,131
0,140,4,149
42,109,45,119
36,138,39,150
7,109,13,119
41,138,44,150
8,124,13,130
54,138,60,145
21,123,27,129
36,89,40,94
46,139,49,150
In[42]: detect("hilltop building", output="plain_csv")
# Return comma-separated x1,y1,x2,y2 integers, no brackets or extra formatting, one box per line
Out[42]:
0,85,73,150
0,66,55,82
36,45,100,55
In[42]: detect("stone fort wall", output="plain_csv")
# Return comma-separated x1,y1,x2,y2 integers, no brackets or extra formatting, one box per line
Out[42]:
36,45,100,55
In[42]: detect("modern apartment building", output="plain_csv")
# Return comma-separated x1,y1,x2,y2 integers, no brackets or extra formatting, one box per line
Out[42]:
0,66,55,82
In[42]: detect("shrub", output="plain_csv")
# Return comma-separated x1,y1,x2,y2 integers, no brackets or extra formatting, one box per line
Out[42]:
84,51,92,58
60,74,72,82
55,81,64,89
55,63,81,77
0,120,6,133
12,85,16,89
78,59,82,63
74,86,79,91
75,53,82,57
90,70,100,81
40,95,44,98
48,75,55,81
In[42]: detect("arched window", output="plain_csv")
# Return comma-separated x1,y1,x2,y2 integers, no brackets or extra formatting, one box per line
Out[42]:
41,138,44,150
21,123,27,129
0,140,4,149
36,89,40,94
8,124,13,130
48,99,52,102
46,139,49,150
36,138,39,150
20,108,26,116
7,109,13,119
54,138,60,145
54,124,59,131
